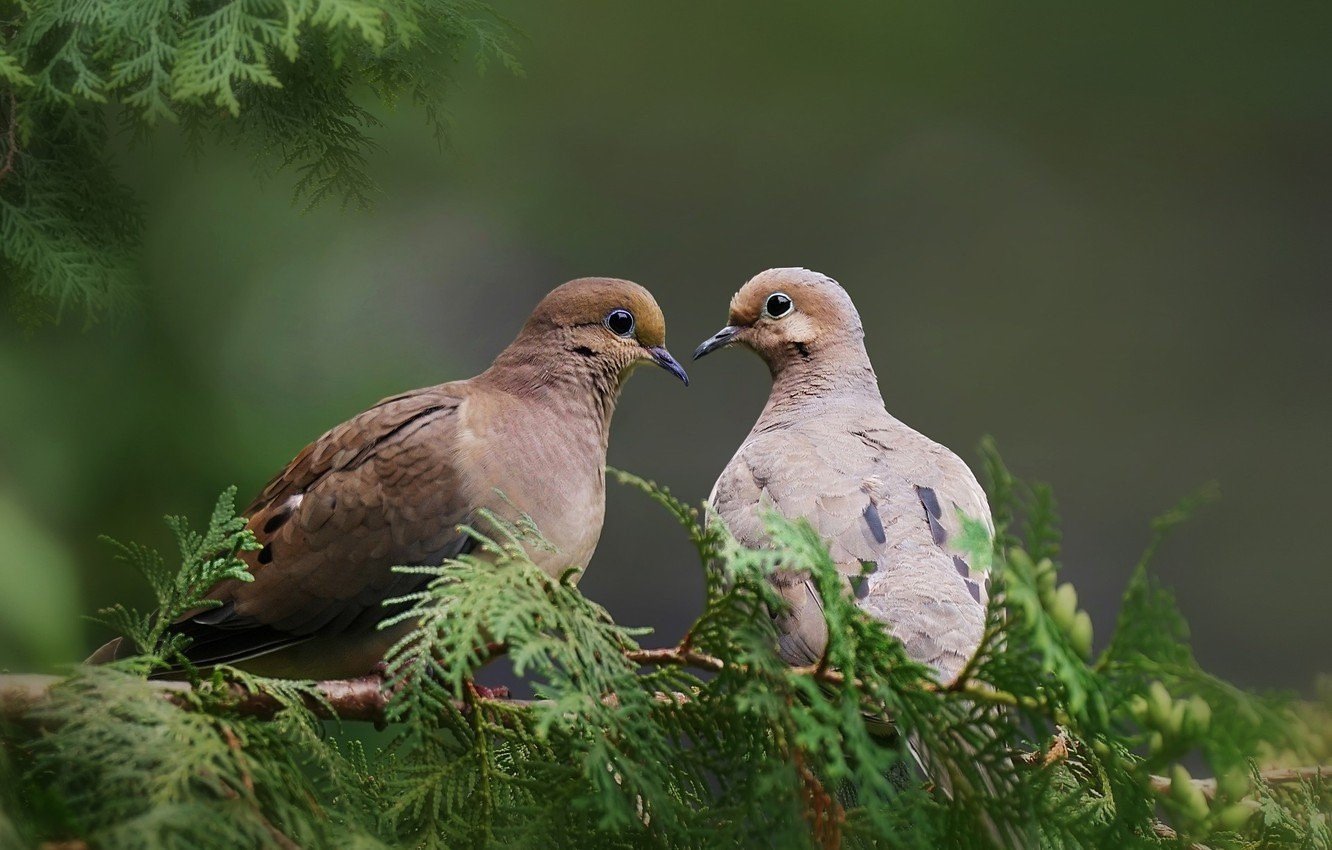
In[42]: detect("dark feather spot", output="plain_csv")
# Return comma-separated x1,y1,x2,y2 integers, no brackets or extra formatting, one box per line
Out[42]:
953,555,970,578
257,544,273,565
854,577,870,599
794,341,812,359
966,580,982,603
915,485,942,518
852,430,893,453
571,345,595,357
916,486,947,545
927,514,947,545
862,503,886,544
262,511,290,535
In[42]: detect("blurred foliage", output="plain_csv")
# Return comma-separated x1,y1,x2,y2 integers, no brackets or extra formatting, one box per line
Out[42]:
0,488,80,670
0,0,1326,717
0,0,514,325
2,453,1328,848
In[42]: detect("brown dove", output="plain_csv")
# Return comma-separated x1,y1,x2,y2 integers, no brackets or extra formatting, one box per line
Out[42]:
90,277,689,679
694,267,992,684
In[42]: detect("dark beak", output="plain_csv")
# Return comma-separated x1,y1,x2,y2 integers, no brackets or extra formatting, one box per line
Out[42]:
647,346,690,386
693,325,742,360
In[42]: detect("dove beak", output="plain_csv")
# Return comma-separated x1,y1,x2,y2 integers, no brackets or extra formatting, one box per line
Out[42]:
647,346,690,386
693,325,742,360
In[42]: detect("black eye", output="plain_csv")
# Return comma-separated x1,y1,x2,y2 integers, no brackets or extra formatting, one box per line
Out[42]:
764,292,793,318
605,309,635,337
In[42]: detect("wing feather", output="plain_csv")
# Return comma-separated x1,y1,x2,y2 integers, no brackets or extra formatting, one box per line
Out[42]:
166,386,474,669
711,411,992,680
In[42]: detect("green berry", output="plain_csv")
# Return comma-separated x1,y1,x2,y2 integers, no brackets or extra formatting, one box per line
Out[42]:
1069,610,1093,658
1051,583,1078,630
1217,800,1260,831
1148,682,1173,729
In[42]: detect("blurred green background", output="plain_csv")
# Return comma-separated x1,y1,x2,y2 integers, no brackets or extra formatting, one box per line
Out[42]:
1,2,1328,690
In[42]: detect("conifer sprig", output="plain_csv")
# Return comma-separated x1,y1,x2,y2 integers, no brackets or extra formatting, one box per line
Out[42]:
0,0,515,325
1,449,1327,848
93,486,259,669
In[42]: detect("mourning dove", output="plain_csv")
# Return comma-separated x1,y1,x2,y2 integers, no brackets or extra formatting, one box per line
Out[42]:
89,277,689,678
694,267,992,684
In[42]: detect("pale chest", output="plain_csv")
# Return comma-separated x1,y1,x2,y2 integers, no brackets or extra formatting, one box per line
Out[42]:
460,400,608,578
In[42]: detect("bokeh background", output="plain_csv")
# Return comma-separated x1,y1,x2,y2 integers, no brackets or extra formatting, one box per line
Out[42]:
1,2,1328,691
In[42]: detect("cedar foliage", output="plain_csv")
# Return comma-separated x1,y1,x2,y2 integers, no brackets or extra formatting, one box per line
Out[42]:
0,0,514,326
1,444,1329,849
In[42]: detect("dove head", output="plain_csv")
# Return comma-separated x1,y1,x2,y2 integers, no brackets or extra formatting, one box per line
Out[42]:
495,277,688,390
693,268,866,375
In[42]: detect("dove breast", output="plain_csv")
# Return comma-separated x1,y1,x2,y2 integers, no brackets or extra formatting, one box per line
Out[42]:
710,404,992,682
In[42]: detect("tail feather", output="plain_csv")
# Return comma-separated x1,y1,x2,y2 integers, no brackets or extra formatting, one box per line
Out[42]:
85,637,131,665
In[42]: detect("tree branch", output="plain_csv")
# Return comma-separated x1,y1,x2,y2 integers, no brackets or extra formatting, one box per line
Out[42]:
3,669,1327,810
0,673,534,727
632,643,1049,716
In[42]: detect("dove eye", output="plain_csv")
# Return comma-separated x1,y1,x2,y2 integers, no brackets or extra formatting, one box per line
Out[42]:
763,292,794,319
604,309,636,337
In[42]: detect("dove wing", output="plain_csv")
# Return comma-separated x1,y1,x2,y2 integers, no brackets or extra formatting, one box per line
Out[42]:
710,412,991,681
168,385,476,668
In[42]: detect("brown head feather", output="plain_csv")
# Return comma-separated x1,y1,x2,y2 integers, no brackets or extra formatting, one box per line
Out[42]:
485,277,686,396
523,277,668,348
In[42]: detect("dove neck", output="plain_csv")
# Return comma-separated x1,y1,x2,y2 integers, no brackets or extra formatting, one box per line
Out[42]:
763,337,883,415
481,336,626,435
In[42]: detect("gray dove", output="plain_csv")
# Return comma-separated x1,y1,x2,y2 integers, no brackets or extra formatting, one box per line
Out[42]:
694,267,992,684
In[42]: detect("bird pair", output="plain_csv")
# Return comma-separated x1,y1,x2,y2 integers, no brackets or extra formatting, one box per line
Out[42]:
90,268,991,687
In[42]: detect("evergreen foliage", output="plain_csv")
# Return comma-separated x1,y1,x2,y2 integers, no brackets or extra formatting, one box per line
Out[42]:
1,447,1328,848
0,0,514,326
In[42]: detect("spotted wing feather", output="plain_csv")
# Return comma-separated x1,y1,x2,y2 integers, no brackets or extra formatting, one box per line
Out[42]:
710,410,992,682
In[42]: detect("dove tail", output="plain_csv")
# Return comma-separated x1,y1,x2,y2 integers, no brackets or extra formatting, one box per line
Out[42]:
85,637,131,665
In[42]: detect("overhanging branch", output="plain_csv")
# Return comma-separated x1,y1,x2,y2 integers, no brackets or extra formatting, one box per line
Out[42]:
0,89,17,188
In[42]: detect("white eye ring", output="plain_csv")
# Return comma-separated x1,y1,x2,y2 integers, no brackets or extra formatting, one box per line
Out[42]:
763,292,794,319
604,309,636,337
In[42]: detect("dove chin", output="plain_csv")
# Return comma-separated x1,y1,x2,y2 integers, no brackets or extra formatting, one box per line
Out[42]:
693,325,743,360
647,346,690,386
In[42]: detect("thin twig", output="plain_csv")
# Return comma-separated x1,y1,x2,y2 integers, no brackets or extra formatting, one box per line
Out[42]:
624,646,726,674
1151,819,1212,850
